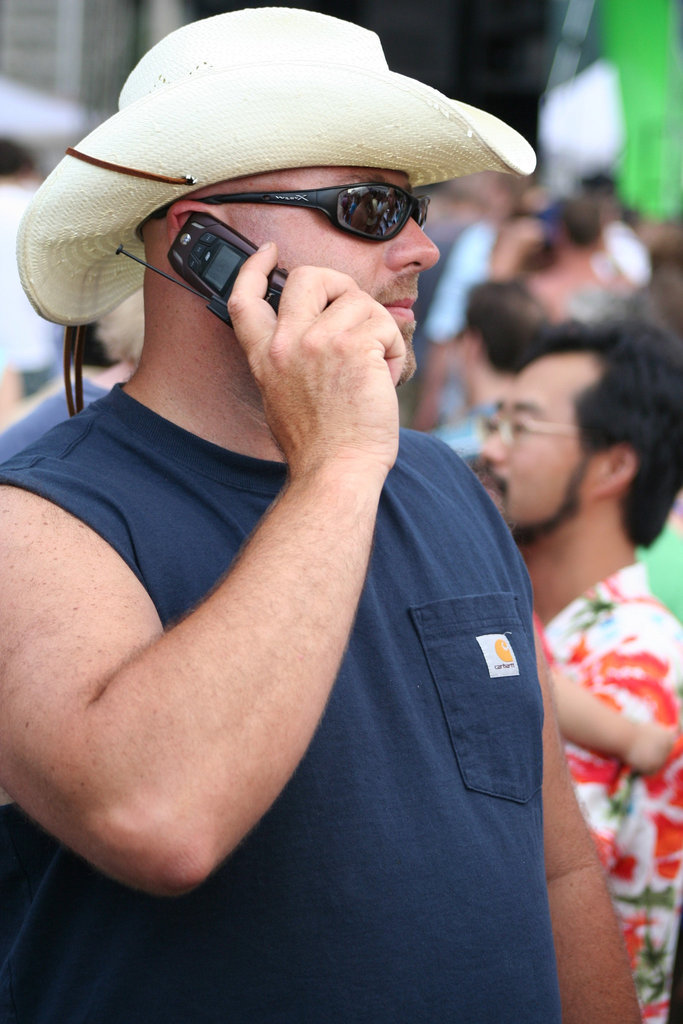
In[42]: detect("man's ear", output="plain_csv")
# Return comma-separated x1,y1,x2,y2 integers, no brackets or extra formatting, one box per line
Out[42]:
164,199,219,245
588,442,639,500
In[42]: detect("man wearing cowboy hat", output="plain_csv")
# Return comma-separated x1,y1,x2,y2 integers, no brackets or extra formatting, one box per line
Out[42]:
0,9,639,1022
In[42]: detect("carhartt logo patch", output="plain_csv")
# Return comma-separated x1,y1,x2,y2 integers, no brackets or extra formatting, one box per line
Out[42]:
476,633,520,678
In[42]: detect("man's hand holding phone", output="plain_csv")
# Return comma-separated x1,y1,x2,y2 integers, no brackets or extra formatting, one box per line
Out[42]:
228,243,405,483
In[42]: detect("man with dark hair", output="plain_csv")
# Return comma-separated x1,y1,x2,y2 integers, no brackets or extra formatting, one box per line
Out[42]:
559,193,604,247
434,277,546,460
481,319,683,1023
467,278,546,368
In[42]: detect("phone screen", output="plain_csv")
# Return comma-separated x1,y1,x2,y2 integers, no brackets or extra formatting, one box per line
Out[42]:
202,244,244,295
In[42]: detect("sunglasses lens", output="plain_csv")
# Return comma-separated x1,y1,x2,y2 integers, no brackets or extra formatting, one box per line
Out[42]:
337,185,414,238
416,195,429,228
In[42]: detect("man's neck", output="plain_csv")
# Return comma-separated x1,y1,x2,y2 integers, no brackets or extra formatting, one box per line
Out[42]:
126,358,282,461
521,514,636,625
124,279,287,461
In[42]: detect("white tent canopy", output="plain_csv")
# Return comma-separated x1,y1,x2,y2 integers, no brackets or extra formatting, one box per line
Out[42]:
538,59,625,194
0,74,90,144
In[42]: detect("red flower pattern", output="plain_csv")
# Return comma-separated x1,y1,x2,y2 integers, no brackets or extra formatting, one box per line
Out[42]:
546,564,683,1024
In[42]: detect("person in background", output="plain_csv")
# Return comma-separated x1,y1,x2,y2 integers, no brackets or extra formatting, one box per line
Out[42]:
0,349,20,428
481,319,683,1023
433,278,546,461
636,218,683,341
525,191,637,323
538,626,678,775
0,9,639,1022
0,138,60,398
0,289,142,462
480,204,682,627
632,219,683,624
410,170,534,431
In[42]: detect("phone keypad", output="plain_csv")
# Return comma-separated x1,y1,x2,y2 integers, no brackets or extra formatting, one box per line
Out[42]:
188,232,219,273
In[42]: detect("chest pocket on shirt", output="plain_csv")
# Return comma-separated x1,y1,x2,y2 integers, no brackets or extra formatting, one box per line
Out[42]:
410,593,543,803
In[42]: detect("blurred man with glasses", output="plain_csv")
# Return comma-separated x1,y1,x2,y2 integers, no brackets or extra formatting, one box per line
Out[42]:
481,319,683,1023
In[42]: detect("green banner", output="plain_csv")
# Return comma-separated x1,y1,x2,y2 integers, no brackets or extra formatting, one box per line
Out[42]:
600,0,682,217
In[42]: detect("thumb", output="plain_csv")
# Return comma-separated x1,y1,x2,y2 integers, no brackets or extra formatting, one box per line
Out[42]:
227,242,280,359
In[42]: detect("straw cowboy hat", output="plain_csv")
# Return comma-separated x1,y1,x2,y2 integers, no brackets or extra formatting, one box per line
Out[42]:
17,6,536,326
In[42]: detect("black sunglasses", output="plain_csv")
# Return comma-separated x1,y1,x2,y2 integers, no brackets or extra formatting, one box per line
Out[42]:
145,182,429,242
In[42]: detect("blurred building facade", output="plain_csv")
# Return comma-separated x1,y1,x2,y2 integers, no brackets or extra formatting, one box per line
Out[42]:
0,0,548,167
0,0,184,167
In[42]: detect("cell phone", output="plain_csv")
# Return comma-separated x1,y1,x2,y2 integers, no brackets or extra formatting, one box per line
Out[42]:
167,212,288,325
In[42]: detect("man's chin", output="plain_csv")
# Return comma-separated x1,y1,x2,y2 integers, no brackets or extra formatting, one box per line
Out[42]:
472,460,506,514
509,524,535,547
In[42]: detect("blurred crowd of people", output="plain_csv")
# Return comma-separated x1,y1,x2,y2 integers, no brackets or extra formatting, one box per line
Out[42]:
404,168,683,434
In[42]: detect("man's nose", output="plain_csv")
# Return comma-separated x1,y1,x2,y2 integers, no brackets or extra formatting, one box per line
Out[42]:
387,217,439,272
480,430,507,466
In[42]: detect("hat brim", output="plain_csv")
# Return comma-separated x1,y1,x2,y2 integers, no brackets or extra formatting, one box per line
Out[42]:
18,60,536,325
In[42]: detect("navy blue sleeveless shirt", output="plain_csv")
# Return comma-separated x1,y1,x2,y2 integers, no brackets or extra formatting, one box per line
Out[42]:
0,386,561,1022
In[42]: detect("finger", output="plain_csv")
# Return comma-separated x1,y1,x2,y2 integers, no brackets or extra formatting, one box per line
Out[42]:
336,300,405,386
328,298,406,386
229,255,360,364
231,257,405,386
383,326,406,387
273,265,367,328
300,277,406,387
281,282,405,387
227,242,280,350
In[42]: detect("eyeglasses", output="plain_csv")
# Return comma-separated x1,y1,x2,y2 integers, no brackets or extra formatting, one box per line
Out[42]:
479,412,581,447
189,182,430,241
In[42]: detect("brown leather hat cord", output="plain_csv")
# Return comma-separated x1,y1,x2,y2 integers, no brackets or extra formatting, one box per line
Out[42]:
63,324,87,416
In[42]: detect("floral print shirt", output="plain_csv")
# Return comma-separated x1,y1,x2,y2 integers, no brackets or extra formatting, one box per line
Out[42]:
545,563,683,1023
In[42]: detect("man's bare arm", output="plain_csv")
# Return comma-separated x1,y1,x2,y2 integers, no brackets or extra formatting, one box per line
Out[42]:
537,639,641,1022
0,254,404,896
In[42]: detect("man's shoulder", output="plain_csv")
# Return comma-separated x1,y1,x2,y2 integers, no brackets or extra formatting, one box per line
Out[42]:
582,564,680,628
395,427,483,493
548,563,683,676
392,427,528,575
0,387,164,552
397,426,467,467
